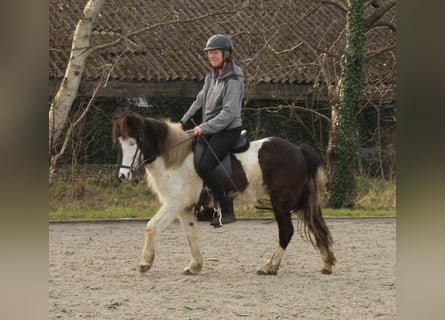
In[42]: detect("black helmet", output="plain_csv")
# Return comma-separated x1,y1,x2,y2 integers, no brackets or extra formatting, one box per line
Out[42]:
204,34,233,53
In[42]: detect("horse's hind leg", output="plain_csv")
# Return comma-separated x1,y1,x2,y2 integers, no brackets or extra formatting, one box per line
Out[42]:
257,207,294,275
178,208,203,275
319,244,336,274
312,210,336,274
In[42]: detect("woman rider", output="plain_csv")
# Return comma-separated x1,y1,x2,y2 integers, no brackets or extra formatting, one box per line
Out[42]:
179,34,244,227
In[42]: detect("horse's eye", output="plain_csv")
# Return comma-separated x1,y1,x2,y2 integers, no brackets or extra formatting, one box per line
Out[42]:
130,139,136,146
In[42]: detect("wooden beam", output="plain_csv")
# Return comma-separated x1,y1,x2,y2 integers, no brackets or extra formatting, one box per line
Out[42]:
48,80,203,98
49,79,326,101
49,80,394,101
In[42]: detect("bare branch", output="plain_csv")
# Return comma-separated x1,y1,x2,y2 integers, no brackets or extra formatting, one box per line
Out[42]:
366,1,396,30
303,25,345,103
84,2,250,54
364,0,381,8
304,40,341,61
49,0,106,148
365,44,396,62
243,2,321,103
370,20,396,32
320,0,348,13
243,104,331,123
49,61,115,181
266,41,304,55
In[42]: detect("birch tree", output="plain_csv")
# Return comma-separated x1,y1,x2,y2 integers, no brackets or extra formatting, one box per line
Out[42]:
49,0,105,153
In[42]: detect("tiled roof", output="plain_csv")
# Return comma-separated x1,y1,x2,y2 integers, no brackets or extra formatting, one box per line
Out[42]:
49,0,395,85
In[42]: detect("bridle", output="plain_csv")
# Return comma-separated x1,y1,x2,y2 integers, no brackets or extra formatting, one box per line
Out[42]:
115,136,147,173
116,131,195,173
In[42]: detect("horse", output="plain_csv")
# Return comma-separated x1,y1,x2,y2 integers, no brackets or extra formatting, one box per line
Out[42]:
112,111,336,275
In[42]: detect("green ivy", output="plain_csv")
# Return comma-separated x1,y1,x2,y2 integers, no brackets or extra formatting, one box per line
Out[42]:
327,0,366,208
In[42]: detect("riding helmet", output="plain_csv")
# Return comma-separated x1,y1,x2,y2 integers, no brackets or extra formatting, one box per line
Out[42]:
204,34,233,53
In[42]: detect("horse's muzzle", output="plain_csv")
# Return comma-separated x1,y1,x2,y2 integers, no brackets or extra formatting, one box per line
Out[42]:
117,168,132,182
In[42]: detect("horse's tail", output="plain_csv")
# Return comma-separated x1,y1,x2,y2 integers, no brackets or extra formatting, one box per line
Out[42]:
296,144,336,266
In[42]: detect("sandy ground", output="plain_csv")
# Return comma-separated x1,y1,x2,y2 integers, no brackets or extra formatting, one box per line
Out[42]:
49,217,395,320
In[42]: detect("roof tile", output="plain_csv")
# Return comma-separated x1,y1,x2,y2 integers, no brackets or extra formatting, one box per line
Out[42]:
49,0,395,84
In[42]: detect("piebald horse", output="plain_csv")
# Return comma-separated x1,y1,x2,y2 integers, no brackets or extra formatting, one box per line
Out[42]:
112,111,336,275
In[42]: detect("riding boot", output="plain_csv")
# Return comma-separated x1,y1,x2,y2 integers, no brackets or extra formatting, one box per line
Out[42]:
196,207,214,221
210,197,236,227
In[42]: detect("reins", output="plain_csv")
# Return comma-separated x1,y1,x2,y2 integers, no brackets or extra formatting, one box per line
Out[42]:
169,129,195,148
117,122,240,198
116,129,195,172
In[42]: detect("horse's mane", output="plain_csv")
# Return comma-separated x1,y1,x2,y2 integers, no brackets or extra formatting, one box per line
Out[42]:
112,111,193,169
162,120,194,169
112,111,131,146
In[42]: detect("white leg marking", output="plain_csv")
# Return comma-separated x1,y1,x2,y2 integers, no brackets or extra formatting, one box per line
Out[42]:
179,209,203,275
139,202,182,273
257,246,285,275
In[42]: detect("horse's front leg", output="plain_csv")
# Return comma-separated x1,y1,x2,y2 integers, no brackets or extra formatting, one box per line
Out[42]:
179,207,203,275
139,203,180,273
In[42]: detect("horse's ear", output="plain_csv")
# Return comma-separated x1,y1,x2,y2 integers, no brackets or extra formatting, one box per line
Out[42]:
122,112,145,140
112,110,142,144
112,111,128,145
112,107,130,120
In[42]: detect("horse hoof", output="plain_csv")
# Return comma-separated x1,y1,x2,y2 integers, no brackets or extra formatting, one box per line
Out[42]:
256,269,277,275
139,264,151,273
183,269,197,276
321,268,332,275
183,263,202,275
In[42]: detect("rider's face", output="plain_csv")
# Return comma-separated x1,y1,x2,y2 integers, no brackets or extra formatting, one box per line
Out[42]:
207,50,224,68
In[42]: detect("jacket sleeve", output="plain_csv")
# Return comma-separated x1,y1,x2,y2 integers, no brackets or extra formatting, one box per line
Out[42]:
200,79,243,134
180,77,208,125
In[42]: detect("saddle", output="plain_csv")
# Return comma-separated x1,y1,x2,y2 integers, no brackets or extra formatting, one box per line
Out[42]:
193,130,249,188
182,108,250,187
192,130,249,221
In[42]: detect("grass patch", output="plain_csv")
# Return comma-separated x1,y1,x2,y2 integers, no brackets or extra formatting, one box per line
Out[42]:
50,207,154,220
49,165,396,220
323,208,395,217
355,176,396,211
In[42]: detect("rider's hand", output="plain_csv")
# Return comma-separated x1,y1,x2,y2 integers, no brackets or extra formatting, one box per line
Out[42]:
193,126,204,136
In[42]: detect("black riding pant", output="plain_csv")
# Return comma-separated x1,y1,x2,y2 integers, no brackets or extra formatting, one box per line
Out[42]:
194,126,242,201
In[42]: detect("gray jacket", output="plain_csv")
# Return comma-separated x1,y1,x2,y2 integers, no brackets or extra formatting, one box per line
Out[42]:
181,60,244,134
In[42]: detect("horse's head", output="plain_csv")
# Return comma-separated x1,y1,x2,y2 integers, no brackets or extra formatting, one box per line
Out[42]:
112,112,145,182
112,111,169,182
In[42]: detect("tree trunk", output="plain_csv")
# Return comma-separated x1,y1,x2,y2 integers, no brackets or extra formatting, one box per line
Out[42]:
327,0,366,208
48,0,105,153
326,103,338,183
